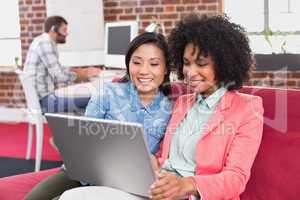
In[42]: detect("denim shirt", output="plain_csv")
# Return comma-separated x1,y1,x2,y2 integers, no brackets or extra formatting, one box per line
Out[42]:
85,81,173,154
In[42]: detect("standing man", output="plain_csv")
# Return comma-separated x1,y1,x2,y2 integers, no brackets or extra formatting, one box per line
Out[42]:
24,16,101,113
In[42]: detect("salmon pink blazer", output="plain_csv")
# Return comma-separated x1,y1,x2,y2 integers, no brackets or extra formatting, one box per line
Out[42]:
158,91,264,200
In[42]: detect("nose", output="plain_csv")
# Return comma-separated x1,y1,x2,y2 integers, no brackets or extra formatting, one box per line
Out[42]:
138,62,150,75
185,64,199,79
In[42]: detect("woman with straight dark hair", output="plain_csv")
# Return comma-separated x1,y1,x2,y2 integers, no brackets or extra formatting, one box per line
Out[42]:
24,32,173,200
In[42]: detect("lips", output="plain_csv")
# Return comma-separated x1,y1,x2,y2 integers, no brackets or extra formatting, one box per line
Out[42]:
137,78,153,85
189,79,204,82
187,79,204,85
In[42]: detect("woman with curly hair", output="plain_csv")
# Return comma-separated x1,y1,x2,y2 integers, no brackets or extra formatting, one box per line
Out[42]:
59,14,264,200
149,14,264,200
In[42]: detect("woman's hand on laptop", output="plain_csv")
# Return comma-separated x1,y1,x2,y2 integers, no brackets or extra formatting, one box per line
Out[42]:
149,172,198,200
150,155,160,172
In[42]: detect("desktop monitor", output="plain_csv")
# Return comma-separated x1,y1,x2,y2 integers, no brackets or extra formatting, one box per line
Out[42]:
104,21,138,69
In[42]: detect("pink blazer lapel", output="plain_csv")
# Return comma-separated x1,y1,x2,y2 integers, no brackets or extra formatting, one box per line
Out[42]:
161,94,196,159
161,91,235,160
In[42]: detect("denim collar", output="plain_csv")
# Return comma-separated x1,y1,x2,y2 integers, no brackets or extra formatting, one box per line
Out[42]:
129,81,164,115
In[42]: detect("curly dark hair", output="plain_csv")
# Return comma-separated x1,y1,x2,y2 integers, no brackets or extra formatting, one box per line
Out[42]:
121,32,172,97
168,13,254,90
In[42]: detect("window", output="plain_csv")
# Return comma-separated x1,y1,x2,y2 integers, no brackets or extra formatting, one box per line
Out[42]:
225,0,300,54
0,0,21,66
269,0,300,32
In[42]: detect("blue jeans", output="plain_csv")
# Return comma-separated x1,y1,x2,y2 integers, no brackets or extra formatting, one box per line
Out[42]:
40,93,90,114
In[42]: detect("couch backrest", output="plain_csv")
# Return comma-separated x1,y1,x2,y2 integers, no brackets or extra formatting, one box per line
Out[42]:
239,86,300,200
240,86,300,133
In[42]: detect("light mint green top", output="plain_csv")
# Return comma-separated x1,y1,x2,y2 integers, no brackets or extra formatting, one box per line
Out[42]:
162,87,227,177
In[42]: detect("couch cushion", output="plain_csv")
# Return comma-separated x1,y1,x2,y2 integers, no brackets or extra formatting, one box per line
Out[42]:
0,167,59,200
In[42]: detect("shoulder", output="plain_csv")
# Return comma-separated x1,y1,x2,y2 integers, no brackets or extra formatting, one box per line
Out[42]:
35,34,50,45
159,95,173,112
230,91,263,109
105,81,130,95
225,91,264,122
173,93,195,107
28,34,44,50
93,82,129,98
88,82,127,107
30,34,52,52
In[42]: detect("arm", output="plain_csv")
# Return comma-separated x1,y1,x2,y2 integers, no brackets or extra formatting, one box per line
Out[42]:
150,155,160,171
193,96,264,200
85,85,110,118
70,67,102,82
36,41,77,84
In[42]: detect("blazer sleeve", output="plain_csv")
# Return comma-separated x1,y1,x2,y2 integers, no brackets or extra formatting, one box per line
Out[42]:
192,96,264,200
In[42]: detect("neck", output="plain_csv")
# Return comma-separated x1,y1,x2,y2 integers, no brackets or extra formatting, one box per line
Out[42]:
138,90,158,106
47,32,57,44
200,86,219,99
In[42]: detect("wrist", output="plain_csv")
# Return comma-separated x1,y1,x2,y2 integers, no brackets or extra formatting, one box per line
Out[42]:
183,177,198,196
76,72,88,81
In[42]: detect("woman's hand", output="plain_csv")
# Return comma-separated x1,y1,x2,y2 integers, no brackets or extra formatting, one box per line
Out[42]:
149,172,198,200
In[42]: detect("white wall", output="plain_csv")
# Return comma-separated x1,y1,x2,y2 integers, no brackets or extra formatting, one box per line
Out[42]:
46,0,105,67
0,0,21,66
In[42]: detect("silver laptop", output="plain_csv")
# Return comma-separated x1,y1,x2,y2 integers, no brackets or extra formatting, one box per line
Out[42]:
45,113,156,197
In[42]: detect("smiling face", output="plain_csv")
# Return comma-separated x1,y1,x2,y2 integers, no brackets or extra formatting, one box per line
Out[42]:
183,43,218,96
129,43,166,97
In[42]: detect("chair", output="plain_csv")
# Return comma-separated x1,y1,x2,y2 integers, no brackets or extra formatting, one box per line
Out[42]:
16,69,46,172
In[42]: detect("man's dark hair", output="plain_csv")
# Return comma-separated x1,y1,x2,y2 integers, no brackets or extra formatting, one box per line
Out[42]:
44,16,68,33
121,32,172,97
168,13,255,90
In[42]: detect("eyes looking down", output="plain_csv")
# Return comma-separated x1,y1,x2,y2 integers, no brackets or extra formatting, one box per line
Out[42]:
128,42,218,98
183,43,218,97
129,43,167,97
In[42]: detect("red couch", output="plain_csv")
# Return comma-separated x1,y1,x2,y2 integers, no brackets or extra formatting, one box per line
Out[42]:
240,87,300,200
0,168,60,200
0,86,299,200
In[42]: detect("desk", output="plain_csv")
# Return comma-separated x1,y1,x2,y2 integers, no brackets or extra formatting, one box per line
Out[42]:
55,70,125,98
